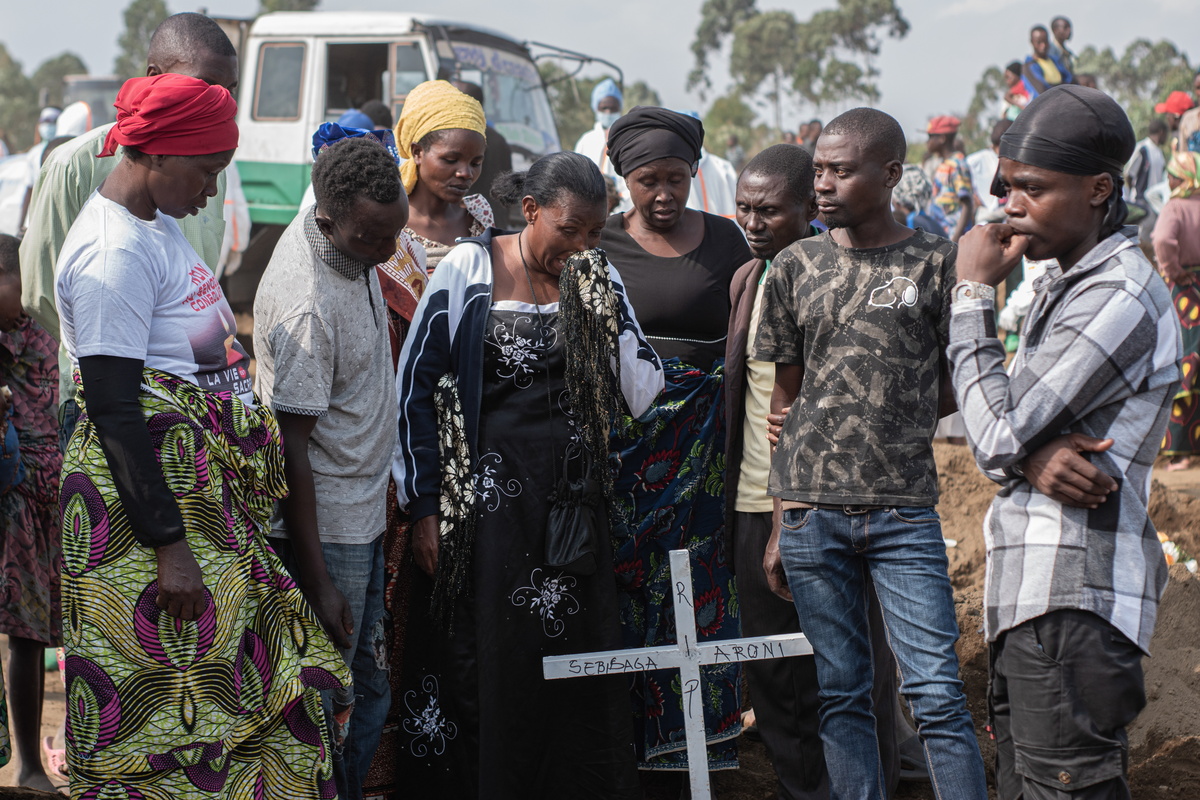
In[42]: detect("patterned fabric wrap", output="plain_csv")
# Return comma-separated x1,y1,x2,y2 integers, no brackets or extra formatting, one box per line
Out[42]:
60,368,351,798
376,232,427,324
404,194,495,274
928,152,974,229
1162,265,1200,456
311,122,400,164
0,318,62,645
894,163,934,212
559,248,623,502
431,373,475,628
1168,150,1200,200
610,359,742,769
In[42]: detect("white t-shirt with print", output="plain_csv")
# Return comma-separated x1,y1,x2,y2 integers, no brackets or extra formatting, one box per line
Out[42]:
55,192,253,404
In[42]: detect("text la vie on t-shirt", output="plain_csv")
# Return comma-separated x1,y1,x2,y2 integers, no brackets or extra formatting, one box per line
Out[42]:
55,192,253,404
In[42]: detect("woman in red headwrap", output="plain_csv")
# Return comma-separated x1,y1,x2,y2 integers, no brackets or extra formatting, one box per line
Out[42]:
53,73,350,799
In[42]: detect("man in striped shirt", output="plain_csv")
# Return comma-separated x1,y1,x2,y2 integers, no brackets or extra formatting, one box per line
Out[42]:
948,85,1182,800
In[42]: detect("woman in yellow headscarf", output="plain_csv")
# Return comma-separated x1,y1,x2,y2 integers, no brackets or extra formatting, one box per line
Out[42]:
1155,150,1200,469
395,80,490,271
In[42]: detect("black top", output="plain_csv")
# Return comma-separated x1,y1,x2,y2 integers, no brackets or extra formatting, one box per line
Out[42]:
601,212,751,368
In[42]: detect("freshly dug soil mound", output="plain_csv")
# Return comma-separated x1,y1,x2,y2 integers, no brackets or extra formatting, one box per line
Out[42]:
936,444,1200,800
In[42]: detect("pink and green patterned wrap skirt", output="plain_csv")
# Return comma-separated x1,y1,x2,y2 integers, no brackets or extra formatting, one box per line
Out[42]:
60,369,351,800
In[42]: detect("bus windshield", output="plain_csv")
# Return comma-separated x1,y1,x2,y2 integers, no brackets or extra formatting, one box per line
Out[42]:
450,41,560,165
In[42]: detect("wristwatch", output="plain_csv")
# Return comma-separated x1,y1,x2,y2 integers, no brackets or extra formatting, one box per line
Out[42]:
951,279,996,305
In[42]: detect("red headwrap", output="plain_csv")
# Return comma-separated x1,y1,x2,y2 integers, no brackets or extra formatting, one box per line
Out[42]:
98,73,239,158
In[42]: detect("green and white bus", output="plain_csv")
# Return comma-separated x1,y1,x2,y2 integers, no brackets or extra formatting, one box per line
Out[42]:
235,11,563,227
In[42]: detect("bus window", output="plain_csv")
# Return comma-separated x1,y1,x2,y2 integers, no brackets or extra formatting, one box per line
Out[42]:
450,41,559,163
393,42,428,97
253,43,305,121
326,43,389,120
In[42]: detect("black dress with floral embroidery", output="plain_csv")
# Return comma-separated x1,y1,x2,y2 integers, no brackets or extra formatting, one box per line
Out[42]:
394,302,639,799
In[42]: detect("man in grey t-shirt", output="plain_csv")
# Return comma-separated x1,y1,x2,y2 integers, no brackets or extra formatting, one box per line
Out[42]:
253,137,408,800
756,108,987,800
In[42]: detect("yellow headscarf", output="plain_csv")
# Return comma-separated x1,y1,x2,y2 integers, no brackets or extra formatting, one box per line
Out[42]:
1167,150,1200,200
393,80,487,194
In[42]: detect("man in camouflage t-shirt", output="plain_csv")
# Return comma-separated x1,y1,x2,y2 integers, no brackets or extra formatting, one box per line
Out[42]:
756,108,987,800
756,230,953,505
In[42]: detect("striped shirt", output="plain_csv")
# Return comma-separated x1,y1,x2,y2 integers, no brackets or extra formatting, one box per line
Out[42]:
948,227,1181,653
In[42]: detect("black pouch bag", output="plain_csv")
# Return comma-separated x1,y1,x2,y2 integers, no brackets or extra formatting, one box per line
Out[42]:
546,447,604,575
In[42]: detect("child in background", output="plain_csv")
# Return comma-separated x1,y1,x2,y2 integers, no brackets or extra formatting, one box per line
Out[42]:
0,233,59,791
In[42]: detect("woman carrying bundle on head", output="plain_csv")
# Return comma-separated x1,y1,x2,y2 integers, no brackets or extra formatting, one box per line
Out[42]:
392,150,663,798
54,73,350,798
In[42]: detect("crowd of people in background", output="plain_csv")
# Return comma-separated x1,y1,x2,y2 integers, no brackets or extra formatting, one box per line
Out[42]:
0,8,1190,800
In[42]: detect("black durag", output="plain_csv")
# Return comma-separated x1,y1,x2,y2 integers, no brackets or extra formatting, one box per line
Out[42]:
993,84,1136,235
606,106,704,177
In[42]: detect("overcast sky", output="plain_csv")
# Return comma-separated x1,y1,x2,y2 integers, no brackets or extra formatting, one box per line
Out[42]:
3,0,1197,138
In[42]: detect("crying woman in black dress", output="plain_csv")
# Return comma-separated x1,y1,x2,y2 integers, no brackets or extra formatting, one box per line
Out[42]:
392,151,664,798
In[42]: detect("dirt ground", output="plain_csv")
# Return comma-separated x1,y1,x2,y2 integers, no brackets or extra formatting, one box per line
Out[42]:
3,443,1199,798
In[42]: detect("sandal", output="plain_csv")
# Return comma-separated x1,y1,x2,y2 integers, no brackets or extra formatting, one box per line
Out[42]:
43,735,68,780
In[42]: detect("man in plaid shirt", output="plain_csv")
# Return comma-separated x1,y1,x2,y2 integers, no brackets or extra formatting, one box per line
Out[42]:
948,85,1182,800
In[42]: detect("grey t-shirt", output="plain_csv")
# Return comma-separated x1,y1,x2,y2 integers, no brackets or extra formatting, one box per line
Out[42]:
253,210,396,544
754,229,955,506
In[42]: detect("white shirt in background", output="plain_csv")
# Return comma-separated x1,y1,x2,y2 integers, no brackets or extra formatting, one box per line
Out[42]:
574,122,631,213
687,149,739,218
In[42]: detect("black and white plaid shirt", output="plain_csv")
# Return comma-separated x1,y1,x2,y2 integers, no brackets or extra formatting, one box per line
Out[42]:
948,227,1181,653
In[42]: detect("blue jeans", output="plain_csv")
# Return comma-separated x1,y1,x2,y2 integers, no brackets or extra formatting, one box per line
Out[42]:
275,536,390,800
778,506,987,800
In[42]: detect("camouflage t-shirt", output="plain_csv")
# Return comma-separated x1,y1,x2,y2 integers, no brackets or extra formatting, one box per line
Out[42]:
754,229,956,506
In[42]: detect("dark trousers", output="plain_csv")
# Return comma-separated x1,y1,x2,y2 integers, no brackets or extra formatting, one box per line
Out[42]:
733,511,899,800
990,609,1146,800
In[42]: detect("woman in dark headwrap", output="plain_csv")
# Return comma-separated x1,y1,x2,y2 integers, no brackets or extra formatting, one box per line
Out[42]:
54,73,350,798
599,106,751,777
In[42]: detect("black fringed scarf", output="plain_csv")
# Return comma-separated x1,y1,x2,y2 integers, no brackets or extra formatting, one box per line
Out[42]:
557,248,625,505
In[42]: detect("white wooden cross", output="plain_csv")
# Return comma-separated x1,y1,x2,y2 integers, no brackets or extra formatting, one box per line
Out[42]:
543,548,813,800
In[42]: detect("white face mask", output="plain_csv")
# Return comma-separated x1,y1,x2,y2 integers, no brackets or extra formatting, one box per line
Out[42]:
38,123,56,141
596,110,621,129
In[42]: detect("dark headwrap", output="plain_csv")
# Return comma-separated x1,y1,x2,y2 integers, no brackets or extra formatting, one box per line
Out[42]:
993,84,1135,235
606,106,704,178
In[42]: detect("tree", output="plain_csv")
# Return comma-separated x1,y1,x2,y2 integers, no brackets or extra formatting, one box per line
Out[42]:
32,53,88,109
728,11,800,133
114,0,169,81
538,63,660,151
625,81,662,111
958,65,1004,153
259,0,319,12
689,0,759,93
705,91,760,159
1074,39,1194,135
689,0,909,135
706,92,756,132
0,44,38,153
